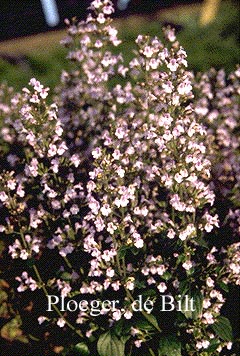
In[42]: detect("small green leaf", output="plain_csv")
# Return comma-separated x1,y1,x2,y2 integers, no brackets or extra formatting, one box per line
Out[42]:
142,289,156,298
0,290,8,304
179,281,189,296
157,201,167,208
1,316,28,343
134,279,146,289
0,302,9,318
144,313,161,332
195,235,208,248
179,290,203,320
212,316,233,342
74,342,90,355
61,272,72,281
113,319,131,337
161,271,171,281
121,335,131,344
135,319,155,331
158,335,181,356
206,339,220,353
118,245,140,259
117,245,130,259
218,282,229,293
97,331,126,356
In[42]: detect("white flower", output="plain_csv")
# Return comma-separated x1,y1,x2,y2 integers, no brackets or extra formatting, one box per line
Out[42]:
202,340,210,349
55,125,63,136
134,238,144,248
97,13,105,24
165,28,176,42
20,250,29,260
206,277,215,287
92,147,102,159
177,81,192,95
89,198,100,214
70,154,81,167
92,0,102,9
157,282,167,293
182,260,193,271
167,58,178,71
124,310,133,319
143,46,154,58
106,268,115,278
70,204,79,215
107,222,117,234
116,167,125,178
134,340,142,348
203,311,214,324
7,180,16,190
100,204,111,216
57,318,66,328
38,316,47,325
112,309,121,321
48,144,57,157
125,278,135,290
167,229,175,239
0,191,8,202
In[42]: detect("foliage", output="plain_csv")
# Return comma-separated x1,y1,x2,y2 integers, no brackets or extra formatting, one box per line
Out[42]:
0,1,239,92
0,1,239,355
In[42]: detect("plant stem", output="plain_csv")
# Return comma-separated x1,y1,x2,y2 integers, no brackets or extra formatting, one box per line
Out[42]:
19,229,83,338
149,347,156,356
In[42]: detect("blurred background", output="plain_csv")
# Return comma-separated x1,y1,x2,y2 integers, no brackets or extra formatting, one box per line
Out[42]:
0,0,239,92
0,2,239,355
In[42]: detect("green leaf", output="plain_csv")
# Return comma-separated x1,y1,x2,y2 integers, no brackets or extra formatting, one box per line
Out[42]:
97,331,126,356
121,335,131,344
157,201,167,208
134,279,146,289
142,289,156,298
0,290,8,304
118,245,140,259
1,316,28,343
135,319,155,331
113,319,131,337
179,280,189,296
218,281,229,293
117,245,130,259
74,342,90,355
195,235,208,248
179,290,203,320
144,313,161,331
61,272,72,281
212,316,233,342
206,339,220,353
0,302,9,318
158,335,181,356
161,271,171,281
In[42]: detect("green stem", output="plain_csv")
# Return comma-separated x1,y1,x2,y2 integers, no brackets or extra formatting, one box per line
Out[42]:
19,229,83,338
33,264,83,337
63,255,73,269
111,234,123,277
149,347,156,356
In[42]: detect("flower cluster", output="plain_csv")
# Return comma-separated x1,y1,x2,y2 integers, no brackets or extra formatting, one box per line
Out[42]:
0,80,86,331
56,0,124,153
194,67,240,238
0,1,239,356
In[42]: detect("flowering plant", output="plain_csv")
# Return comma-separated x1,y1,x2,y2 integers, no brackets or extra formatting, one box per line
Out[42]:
0,1,239,355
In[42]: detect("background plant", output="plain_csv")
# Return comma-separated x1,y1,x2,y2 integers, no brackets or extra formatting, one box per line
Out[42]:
0,1,239,355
